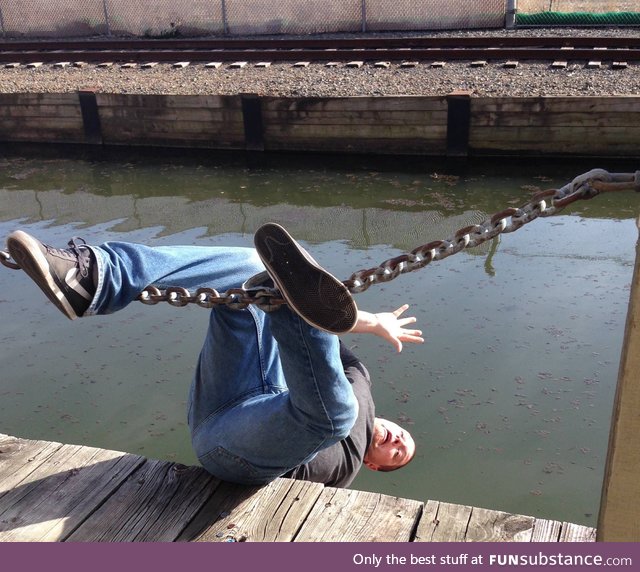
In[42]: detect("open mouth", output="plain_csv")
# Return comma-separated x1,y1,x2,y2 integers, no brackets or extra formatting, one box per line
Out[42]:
382,427,392,445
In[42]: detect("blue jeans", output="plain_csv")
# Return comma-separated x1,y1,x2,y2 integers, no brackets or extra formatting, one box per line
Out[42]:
86,242,359,485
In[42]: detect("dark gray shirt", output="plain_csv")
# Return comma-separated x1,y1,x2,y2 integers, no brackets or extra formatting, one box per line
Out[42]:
283,343,375,488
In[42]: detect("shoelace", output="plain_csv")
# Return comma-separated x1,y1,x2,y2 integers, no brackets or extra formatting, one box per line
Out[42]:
45,237,91,278
68,237,91,278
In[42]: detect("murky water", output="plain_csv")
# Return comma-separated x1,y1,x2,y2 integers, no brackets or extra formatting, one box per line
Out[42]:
1,145,638,527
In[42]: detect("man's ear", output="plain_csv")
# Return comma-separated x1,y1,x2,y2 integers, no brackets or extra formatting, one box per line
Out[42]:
364,460,379,471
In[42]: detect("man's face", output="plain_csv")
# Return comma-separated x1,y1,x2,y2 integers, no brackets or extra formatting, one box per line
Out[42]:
364,418,415,471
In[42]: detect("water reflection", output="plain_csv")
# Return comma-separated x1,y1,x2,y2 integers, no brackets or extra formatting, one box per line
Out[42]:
0,145,638,528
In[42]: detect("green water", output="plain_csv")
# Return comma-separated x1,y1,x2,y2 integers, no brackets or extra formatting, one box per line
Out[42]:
1,146,638,527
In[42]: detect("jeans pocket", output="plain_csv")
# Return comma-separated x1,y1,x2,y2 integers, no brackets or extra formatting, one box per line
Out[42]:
199,446,282,486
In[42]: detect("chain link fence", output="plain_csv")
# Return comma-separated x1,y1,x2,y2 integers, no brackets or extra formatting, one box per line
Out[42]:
518,1,638,12
0,0,506,38
517,0,640,26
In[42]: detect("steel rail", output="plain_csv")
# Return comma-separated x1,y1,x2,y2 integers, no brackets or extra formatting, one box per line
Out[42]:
1,36,640,50
1,36,639,64
1,47,640,63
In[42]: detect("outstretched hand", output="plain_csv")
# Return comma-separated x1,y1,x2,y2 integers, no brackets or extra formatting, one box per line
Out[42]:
352,304,424,352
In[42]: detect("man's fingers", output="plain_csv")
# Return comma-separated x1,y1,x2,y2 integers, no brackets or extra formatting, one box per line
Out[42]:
393,304,410,317
400,331,424,344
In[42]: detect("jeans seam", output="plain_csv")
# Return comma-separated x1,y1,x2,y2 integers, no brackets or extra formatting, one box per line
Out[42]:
294,315,336,438
84,245,104,316
250,305,270,392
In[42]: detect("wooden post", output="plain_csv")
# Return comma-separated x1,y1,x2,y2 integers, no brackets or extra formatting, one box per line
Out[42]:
241,94,264,151
78,89,103,145
446,90,472,157
597,216,640,541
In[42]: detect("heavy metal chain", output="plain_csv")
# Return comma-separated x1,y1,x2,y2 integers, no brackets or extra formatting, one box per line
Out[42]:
1,168,639,312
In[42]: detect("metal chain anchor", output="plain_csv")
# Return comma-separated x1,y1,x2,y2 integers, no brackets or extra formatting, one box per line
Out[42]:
1,168,639,311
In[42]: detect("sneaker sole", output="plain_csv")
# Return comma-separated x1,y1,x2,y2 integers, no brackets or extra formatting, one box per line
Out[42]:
7,230,77,320
254,223,357,334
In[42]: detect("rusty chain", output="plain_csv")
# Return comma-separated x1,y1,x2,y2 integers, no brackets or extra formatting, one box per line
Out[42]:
1,168,639,312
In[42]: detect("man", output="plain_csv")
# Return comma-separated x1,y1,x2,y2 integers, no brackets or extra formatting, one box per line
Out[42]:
6,223,423,487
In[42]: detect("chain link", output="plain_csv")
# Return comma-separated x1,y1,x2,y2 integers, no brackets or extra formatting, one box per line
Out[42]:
344,169,639,294
1,169,638,311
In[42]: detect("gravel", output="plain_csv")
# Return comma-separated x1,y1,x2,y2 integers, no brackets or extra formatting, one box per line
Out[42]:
1,28,639,98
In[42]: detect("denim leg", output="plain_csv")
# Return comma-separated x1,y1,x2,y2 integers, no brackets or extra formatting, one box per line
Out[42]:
85,241,359,485
190,304,359,485
86,242,263,315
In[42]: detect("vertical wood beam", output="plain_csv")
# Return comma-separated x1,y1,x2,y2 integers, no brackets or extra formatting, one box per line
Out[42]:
597,216,640,541
78,89,103,145
446,90,472,157
241,94,264,151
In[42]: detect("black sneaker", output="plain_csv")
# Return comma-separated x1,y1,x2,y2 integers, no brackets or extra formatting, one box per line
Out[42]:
7,230,96,320
253,223,357,334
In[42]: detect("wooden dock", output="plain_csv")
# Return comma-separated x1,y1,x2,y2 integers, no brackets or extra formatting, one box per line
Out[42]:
0,433,595,543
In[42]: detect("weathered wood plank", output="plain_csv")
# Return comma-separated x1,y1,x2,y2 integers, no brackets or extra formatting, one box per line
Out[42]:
263,110,448,127
265,123,447,139
531,519,563,542
0,93,80,106
466,507,535,542
180,478,324,542
0,443,144,541
99,132,245,146
98,119,244,136
266,136,446,155
0,117,84,130
472,112,640,128
0,434,63,497
295,487,422,542
99,137,245,150
560,522,597,542
263,96,448,113
98,107,243,123
473,97,640,114
471,141,640,156
0,105,82,118
67,459,217,542
95,93,241,110
471,126,640,142
0,129,86,143
265,137,445,155
415,501,472,542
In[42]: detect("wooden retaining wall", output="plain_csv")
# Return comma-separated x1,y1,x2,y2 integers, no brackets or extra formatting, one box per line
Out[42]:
0,92,638,157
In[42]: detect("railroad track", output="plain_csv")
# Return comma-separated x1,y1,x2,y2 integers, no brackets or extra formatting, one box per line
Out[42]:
1,36,639,65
